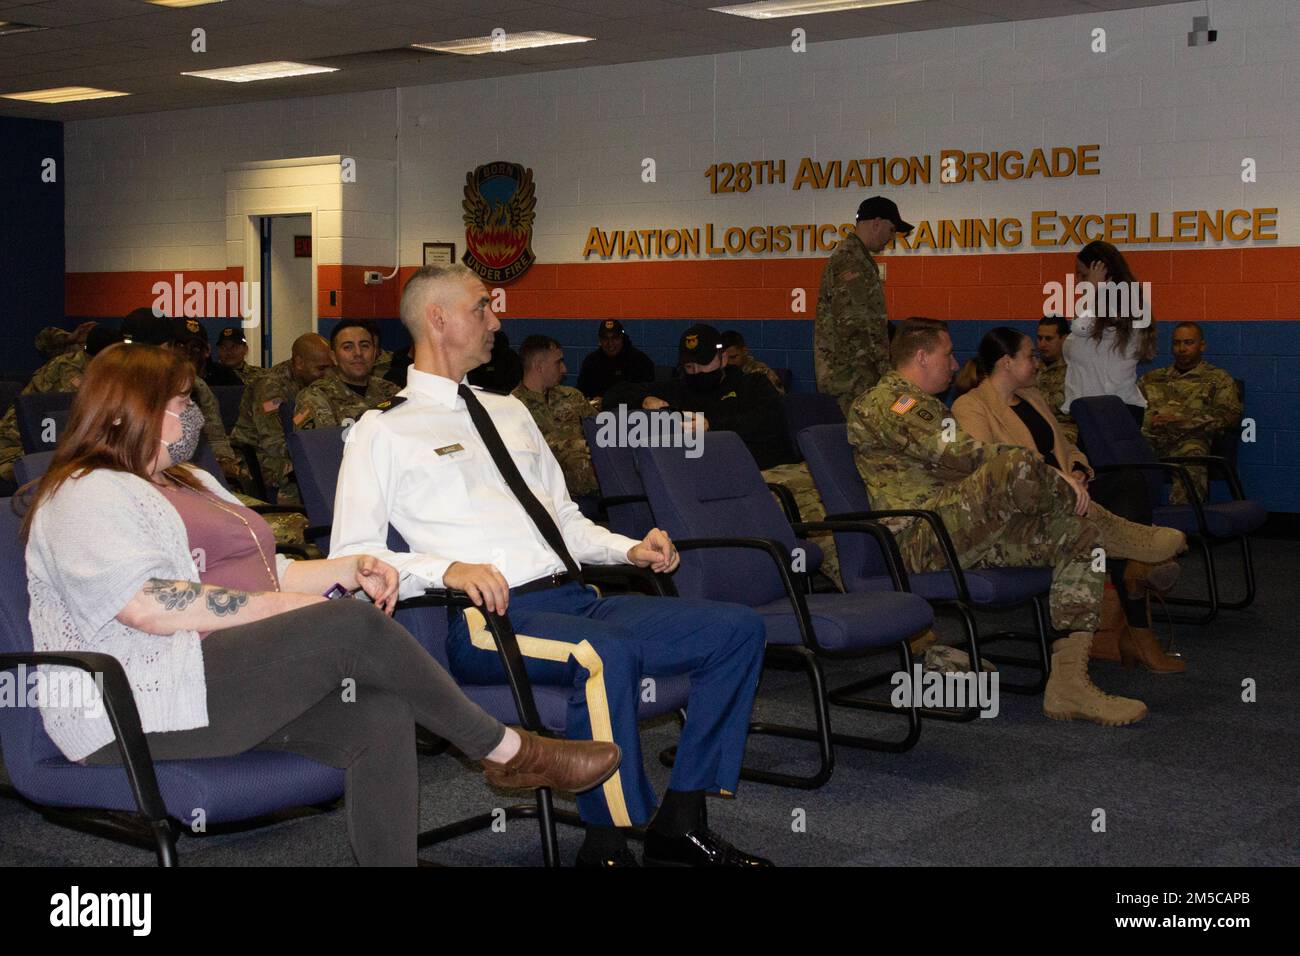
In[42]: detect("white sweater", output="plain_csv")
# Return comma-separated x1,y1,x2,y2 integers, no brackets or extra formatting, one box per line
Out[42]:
25,467,294,761
1061,313,1147,411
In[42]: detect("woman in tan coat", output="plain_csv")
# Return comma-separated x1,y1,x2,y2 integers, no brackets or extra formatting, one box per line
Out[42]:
953,327,1185,673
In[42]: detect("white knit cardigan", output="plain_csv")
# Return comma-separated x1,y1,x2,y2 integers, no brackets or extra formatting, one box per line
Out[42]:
25,466,294,762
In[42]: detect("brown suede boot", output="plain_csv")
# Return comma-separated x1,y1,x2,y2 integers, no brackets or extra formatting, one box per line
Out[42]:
1118,595,1186,674
1043,632,1147,726
482,729,621,793
1123,559,1181,599
1089,586,1125,663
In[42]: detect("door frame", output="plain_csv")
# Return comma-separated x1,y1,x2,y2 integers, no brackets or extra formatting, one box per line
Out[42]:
241,205,318,368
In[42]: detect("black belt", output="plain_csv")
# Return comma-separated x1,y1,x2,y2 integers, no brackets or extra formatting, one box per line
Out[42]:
511,571,578,597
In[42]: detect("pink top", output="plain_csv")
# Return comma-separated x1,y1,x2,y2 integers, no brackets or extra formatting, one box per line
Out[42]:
157,483,280,637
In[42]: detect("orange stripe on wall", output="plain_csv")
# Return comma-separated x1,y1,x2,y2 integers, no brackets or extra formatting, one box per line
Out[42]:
65,248,1300,322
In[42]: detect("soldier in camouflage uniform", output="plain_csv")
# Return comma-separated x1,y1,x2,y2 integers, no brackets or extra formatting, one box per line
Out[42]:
815,197,912,416
721,331,785,394
231,333,333,504
214,325,265,386
1139,322,1242,504
1035,316,1077,445
849,318,1146,726
296,320,399,431
34,322,97,360
512,335,598,498
0,332,108,483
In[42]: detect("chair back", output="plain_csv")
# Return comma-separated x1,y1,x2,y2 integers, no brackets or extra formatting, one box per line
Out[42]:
1071,395,1165,504
13,452,55,487
1207,378,1245,477
15,393,73,453
286,427,345,548
277,396,296,439
209,384,244,431
780,392,843,455
798,423,895,591
0,500,72,785
772,367,793,392
581,415,655,539
635,432,794,607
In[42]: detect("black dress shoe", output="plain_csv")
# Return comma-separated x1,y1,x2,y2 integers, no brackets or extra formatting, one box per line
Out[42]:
575,847,640,868
642,828,773,867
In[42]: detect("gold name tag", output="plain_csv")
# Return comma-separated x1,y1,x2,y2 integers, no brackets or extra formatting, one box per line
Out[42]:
435,443,465,457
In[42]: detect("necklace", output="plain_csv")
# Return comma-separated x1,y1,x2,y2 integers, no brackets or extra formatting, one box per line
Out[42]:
164,476,280,592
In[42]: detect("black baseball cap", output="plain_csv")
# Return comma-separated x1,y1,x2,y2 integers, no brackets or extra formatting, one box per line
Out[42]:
855,196,914,234
121,308,173,346
85,325,126,357
678,324,724,365
170,317,208,346
598,319,625,339
218,325,247,345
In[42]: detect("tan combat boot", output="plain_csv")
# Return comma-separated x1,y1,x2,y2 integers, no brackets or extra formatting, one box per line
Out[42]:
1089,506,1187,563
1043,632,1147,726
1089,587,1125,663
908,629,937,656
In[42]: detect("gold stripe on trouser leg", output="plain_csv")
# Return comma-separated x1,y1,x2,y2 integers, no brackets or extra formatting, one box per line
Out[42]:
464,608,632,828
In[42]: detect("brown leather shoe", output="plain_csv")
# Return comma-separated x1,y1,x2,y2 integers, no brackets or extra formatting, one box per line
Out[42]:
1123,559,1180,599
1089,587,1125,663
482,729,621,794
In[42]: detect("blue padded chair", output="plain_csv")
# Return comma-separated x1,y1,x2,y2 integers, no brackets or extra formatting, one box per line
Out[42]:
12,451,54,487
286,426,345,551
636,433,937,789
780,391,843,459
1072,395,1264,624
580,415,826,581
209,384,244,432
799,424,1053,696
0,499,345,866
15,392,73,454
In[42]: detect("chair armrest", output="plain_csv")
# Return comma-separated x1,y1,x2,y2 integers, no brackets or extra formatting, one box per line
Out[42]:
674,536,819,652
1091,461,1210,532
231,442,267,501
580,563,672,597
824,508,970,603
1161,454,1247,500
793,519,909,592
394,589,546,733
766,482,802,525
304,524,331,546
0,651,169,828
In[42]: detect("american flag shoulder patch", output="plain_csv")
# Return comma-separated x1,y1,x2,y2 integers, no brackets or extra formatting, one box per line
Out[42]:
890,396,917,415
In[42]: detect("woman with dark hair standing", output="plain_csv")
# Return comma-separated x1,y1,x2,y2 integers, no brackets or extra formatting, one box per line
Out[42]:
953,327,1186,673
19,343,619,866
1062,240,1157,427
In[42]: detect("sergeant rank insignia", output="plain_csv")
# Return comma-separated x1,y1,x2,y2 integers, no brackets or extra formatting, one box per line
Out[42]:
462,161,537,284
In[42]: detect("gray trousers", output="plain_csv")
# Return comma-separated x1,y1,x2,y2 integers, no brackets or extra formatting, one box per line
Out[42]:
86,599,505,866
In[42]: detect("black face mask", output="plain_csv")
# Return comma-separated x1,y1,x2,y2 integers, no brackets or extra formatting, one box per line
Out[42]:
683,368,724,392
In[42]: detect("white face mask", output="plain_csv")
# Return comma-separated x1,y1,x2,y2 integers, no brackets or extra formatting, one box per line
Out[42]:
160,403,204,464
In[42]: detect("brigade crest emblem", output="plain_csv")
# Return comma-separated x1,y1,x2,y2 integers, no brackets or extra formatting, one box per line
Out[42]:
462,161,537,284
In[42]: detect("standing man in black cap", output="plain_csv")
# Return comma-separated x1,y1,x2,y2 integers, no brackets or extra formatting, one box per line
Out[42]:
577,319,656,402
814,196,913,415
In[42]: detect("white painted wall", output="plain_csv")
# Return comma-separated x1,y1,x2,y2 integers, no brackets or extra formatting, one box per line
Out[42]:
62,0,1300,271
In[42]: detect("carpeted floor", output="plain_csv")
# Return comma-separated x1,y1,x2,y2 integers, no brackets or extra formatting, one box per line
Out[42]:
3,538,1297,867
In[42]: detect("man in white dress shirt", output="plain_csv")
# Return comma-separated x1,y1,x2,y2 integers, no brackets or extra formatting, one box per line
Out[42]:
330,264,770,868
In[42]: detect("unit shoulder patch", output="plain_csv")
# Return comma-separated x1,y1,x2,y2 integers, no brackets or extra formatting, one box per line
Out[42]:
916,408,935,422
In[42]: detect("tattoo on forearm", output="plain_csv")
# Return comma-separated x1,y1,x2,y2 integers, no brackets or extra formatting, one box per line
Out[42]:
145,578,201,612
206,587,250,616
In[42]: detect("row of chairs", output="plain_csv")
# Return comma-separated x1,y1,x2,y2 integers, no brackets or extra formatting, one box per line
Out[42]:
0,390,1263,866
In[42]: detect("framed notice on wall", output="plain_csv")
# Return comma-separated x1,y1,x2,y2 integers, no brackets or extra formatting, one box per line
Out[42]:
423,242,456,266
294,235,311,257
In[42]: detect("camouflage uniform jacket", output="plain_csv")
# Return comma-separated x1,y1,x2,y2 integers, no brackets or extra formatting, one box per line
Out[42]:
511,382,598,497
295,372,399,431
373,349,393,379
232,361,302,488
229,361,264,387
1036,359,1077,443
34,327,82,360
847,370,1020,537
815,232,889,415
0,349,89,481
735,354,785,394
1139,361,1242,441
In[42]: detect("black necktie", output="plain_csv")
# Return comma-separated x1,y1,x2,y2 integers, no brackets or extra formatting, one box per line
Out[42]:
457,383,583,584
